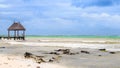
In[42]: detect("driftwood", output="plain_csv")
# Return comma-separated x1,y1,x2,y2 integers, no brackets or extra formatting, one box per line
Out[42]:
24,52,45,64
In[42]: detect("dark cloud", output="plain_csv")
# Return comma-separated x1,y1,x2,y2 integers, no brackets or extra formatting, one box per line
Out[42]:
72,0,120,8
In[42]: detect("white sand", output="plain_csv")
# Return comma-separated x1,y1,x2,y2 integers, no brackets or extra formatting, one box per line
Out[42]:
0,54,67,68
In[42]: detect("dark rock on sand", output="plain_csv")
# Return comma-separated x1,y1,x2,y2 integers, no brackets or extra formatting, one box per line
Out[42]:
55,49,79,55
49,59,54,62
109,52,116,54
81,50,90,54
99,49,106,52
55,49,70,52
53,49,71,55
24,52,33,58
62,49,70,54
49,52,60,55
59,49,70,54
98,55,102,56
70,52,79,55
0,47,5,48
49,56,62,63
35,58,45,64
24,52,45,64
69,53,75,55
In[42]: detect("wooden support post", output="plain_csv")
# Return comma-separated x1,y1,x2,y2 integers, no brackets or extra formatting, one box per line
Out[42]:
8,31,10,39
23,30,25,40
17,31,19,40
14,30,16,40
17,31,19,37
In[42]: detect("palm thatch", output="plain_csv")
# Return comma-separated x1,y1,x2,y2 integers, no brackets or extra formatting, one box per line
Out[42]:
8,22,25,31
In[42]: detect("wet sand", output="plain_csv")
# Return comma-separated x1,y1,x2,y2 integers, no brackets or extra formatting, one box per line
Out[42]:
0,38,120,68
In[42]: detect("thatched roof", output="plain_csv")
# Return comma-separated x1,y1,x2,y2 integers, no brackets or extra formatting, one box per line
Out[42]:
8,22,25,30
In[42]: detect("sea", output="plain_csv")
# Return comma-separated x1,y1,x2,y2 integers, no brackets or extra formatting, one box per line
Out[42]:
26,35,120,39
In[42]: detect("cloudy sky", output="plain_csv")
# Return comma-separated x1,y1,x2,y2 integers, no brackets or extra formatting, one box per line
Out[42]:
0,0,120,35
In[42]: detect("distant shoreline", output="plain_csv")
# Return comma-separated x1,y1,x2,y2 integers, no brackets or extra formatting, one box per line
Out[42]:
26,35,120,39
0,35,120,39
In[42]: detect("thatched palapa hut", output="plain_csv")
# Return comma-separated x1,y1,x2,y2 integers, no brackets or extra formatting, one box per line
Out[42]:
8,22,26,40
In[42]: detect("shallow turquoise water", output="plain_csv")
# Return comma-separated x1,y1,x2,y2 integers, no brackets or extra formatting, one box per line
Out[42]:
26,35,120,39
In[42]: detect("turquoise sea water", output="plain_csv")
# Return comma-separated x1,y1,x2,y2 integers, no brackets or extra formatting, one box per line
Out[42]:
26,35,120,39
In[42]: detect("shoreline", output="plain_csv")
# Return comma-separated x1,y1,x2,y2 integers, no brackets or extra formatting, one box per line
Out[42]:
26,35,120,39
2,37,120,51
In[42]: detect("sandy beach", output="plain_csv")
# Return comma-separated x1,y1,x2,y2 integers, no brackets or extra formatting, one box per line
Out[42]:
0,38,120,68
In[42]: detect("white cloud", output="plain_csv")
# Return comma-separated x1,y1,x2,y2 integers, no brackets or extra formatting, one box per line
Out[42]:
81,13,111,18
0,4,11,8
0,0,120,35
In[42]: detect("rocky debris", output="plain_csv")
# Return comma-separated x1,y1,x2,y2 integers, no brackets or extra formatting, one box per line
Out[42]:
55,49,70,51
54,49,78,55
24,52,62,64
24,52,45,64
0,47,5,48
49,52,60,55
24,52,33,58
49,59,54,62
34,56,46,64
69,53,76,55
63,49,70,54
99,49,106,52
49,56,62,63
109,52,116,54
98,55,102,56
99,49,116,54
81,50,90,54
